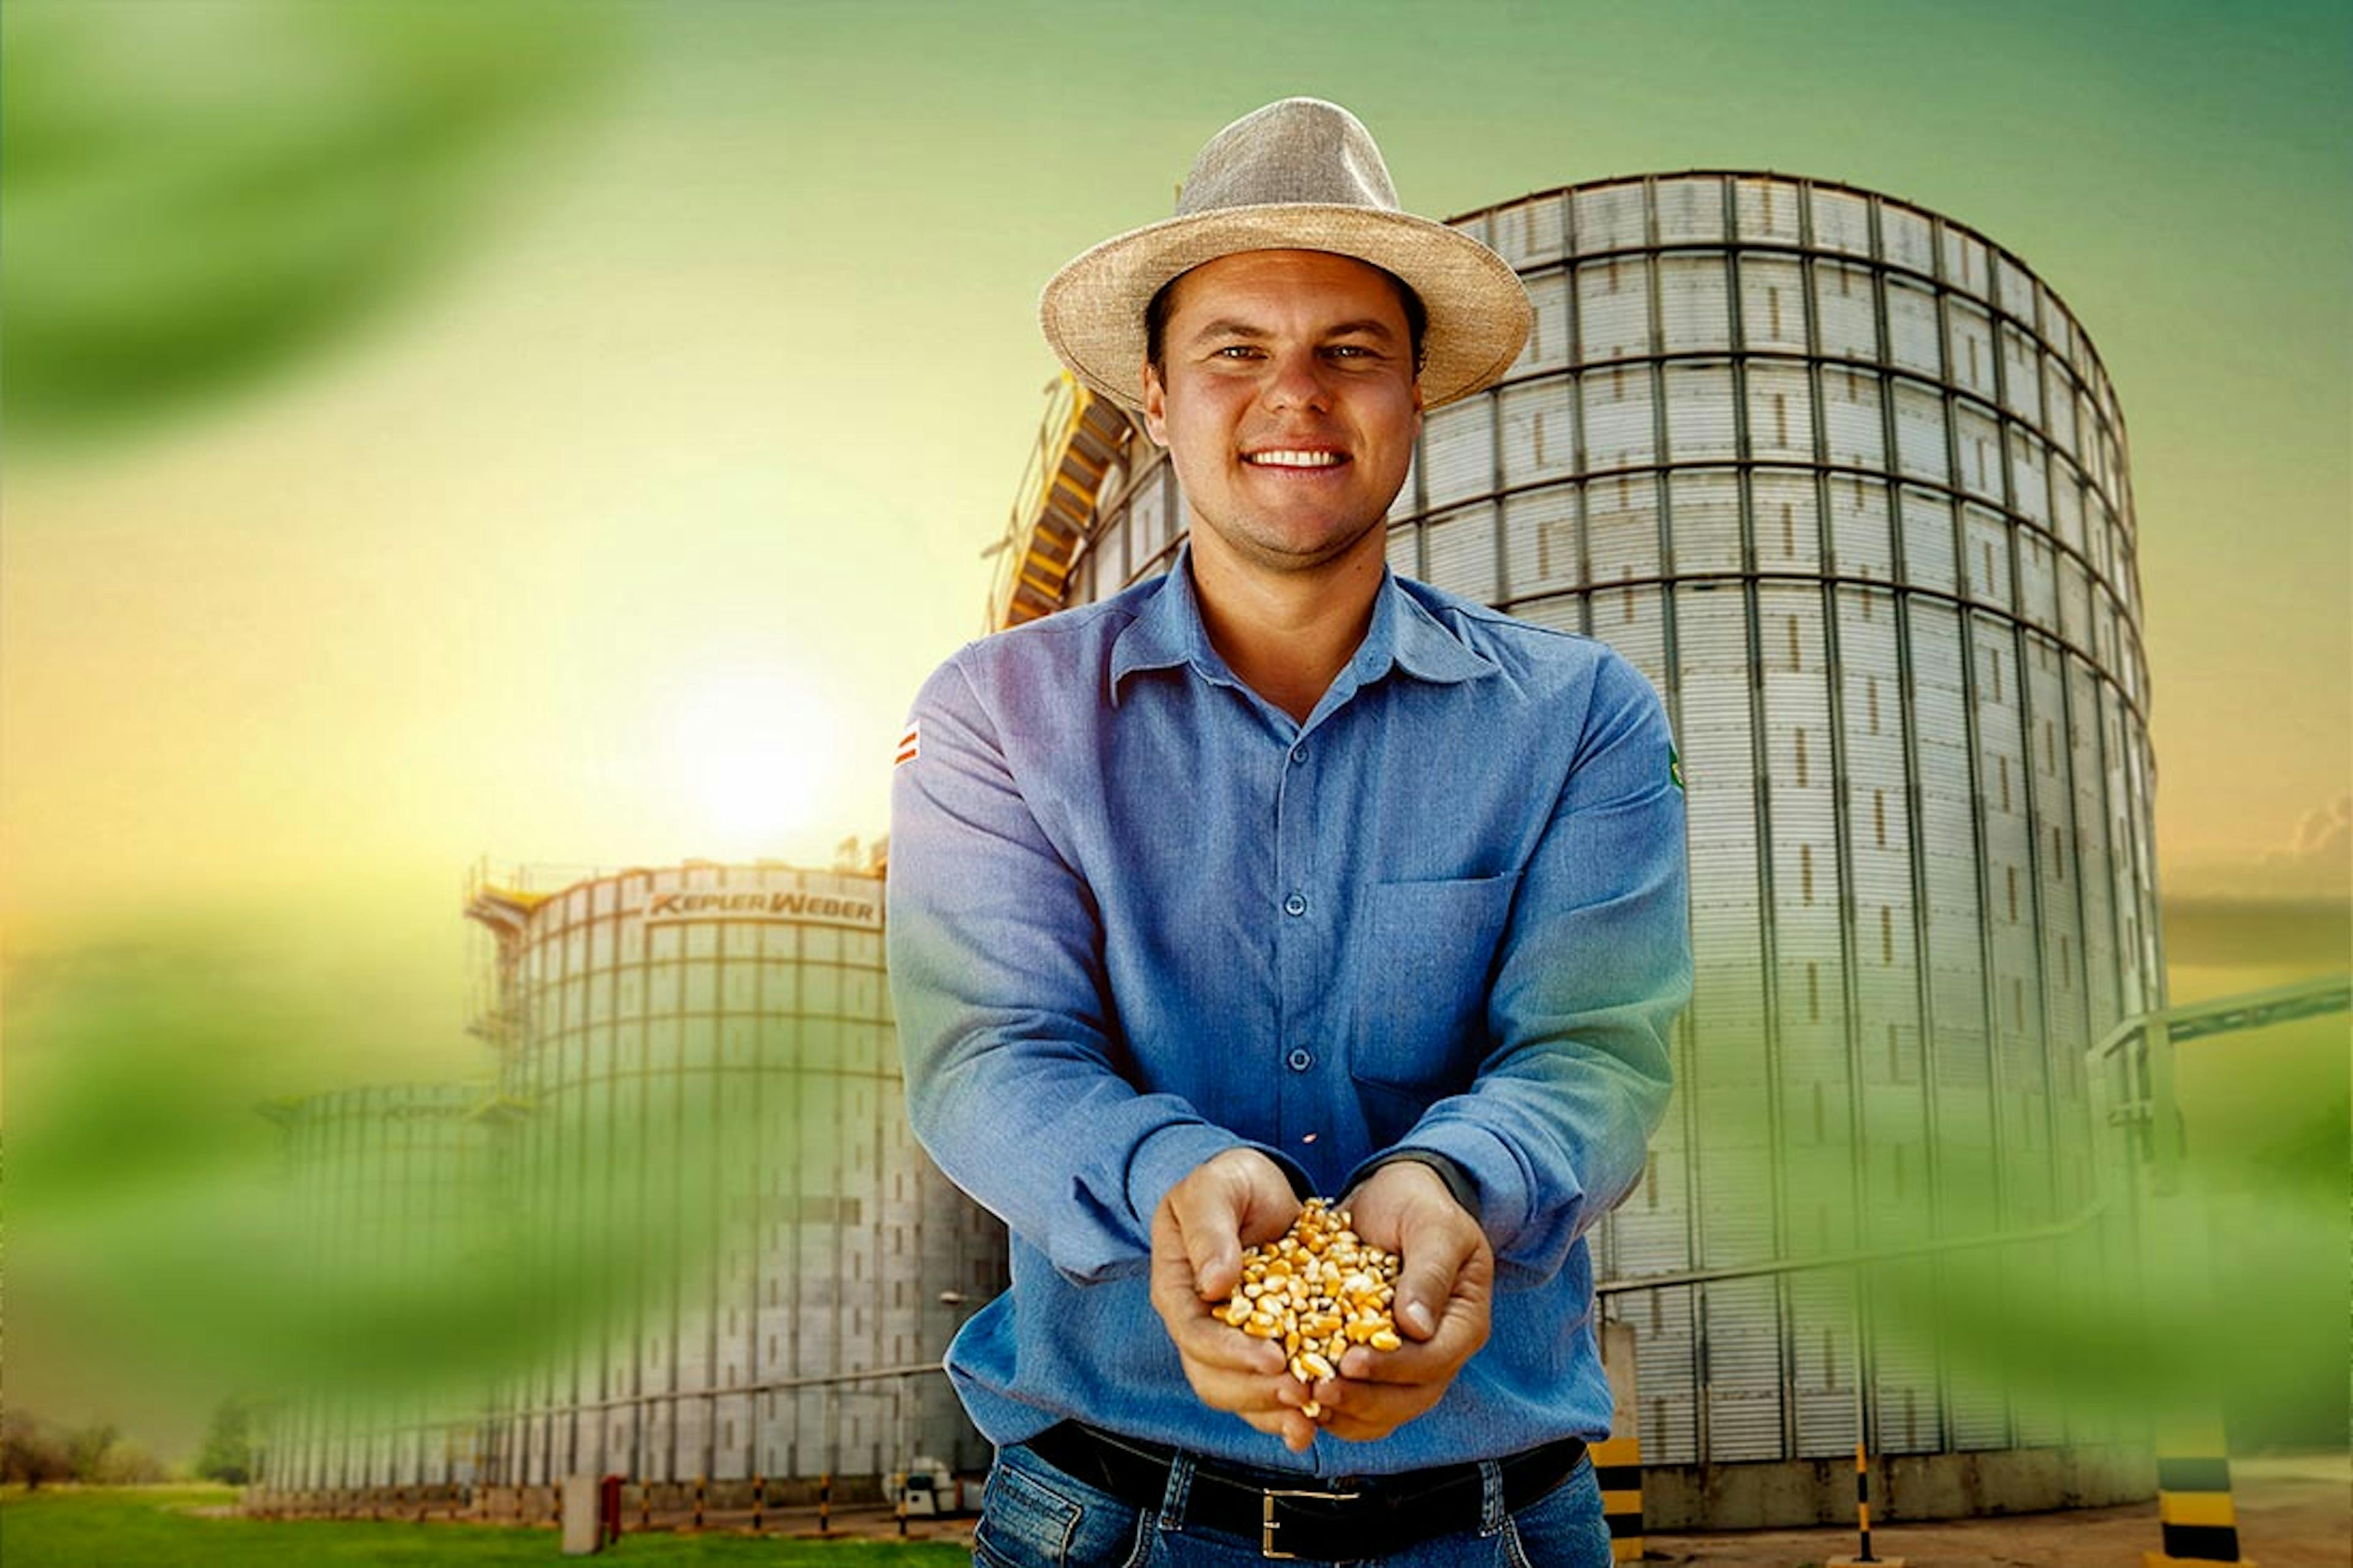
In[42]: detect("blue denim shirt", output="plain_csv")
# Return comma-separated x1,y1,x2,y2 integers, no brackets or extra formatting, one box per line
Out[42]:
887,545,1690,1476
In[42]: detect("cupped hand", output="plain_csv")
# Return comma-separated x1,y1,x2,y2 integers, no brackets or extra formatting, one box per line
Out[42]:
1147,1148,1316,1450
1308,1159,1491,1444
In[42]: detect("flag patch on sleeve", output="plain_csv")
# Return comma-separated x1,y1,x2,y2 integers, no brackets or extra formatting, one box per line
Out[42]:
895,720,920,769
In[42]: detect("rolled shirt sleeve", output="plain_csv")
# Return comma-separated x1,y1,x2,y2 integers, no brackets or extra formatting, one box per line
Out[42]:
887,651,1301,1286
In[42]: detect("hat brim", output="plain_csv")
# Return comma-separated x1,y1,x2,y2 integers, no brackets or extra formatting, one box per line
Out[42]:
1039,203,1533,414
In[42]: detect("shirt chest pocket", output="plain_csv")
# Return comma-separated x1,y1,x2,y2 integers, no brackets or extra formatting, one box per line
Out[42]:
1349,873,1519,1094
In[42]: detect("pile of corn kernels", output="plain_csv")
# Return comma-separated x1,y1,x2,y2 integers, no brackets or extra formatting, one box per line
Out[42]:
1214,1198,1403,1418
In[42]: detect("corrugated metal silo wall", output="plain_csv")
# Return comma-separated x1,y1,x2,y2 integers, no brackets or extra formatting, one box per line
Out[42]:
1048,173,2160,1475
483,862,1004,1486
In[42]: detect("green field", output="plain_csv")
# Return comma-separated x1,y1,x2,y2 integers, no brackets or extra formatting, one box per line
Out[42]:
0,1487,970,1567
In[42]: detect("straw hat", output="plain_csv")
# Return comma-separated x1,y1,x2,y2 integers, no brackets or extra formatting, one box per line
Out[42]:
1039,98,1532,412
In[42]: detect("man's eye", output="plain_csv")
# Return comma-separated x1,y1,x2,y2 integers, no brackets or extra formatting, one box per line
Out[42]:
1214,345,1262,359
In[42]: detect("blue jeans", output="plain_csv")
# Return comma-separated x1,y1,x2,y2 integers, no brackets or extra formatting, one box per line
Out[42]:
971,1436,1613,1567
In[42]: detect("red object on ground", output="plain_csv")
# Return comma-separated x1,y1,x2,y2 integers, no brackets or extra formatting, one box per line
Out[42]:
598,1474,623,1545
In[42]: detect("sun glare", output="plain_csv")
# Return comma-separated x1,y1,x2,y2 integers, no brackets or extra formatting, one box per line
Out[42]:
657,665,839,855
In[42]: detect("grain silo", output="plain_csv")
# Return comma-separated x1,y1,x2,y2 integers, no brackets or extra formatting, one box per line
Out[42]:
990,172,2159,1521
256,1083,505,1493
464,858,1004,1488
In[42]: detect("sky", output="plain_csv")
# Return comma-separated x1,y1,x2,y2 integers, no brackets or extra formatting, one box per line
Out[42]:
5,0,2347,1067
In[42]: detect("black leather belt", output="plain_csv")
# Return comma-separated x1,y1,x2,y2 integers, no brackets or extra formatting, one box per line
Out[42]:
1022,1420,1586,1560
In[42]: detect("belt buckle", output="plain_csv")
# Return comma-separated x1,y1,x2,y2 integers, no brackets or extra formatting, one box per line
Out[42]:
1260,1485,1359,1560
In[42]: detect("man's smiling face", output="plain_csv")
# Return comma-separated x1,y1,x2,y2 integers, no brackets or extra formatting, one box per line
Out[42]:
1140,249,1424,577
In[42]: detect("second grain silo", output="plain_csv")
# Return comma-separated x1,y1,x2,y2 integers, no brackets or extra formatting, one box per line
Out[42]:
464,858,1005,1488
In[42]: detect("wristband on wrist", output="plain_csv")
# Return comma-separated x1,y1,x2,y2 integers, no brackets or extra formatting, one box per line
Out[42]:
1349,1149,1483,1222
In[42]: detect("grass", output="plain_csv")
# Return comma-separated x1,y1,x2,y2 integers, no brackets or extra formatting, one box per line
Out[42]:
0,1485,971,1566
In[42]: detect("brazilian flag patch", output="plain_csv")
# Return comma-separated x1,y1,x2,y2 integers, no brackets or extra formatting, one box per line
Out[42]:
1669,746,1684,791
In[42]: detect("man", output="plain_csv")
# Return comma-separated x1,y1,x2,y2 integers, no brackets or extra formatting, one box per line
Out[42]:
889,99,1689,1566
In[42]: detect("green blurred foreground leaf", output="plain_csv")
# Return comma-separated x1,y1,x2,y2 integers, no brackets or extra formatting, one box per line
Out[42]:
10,911,2343,1454
7,925,781,1417
2,0,615,445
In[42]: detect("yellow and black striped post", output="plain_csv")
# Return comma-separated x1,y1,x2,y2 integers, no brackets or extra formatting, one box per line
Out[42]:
1830,1444,1905,1568
2124,1015,2255,1567
751,1473,765,1533
1596,1319,1647,1563
1590,1432,1646,1563
2145,1422,2253,1567
819,1470,832,1534
1855,1444,1874,1561
692,1474,707,1531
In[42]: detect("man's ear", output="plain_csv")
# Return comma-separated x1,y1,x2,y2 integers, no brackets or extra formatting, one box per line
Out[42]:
1140,362,1169,448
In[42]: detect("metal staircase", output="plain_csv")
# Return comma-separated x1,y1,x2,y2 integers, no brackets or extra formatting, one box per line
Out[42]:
988,373,1133,630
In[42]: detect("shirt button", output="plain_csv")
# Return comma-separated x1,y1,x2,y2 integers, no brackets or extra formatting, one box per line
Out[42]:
1289,744,1308,765
1283,892,1308,917
1286,1047,1314,1072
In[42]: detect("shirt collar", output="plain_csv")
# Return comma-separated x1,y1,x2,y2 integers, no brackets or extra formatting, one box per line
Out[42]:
1107,542,1228,700
1108,540,1498,707
1387,575,1502,686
